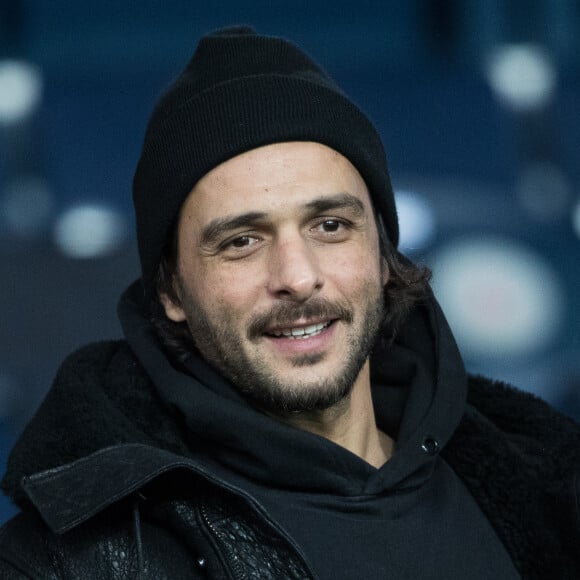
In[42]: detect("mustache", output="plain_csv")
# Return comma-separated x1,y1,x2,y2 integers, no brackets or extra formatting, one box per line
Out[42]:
247,298,354,338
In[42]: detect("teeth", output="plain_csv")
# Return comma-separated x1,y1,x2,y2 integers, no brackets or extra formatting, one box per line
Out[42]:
271,322,328,339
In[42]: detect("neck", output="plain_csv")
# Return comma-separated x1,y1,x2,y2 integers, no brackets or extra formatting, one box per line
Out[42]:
276,361,393,468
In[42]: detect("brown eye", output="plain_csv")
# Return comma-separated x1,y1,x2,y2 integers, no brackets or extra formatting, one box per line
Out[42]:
231,236,252,248
321,219,340,232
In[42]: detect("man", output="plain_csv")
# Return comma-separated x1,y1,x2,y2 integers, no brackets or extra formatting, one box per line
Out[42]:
0,26,579,579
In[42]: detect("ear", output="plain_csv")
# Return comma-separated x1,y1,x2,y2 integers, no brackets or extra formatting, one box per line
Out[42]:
159,291,187,323
381,257,389,286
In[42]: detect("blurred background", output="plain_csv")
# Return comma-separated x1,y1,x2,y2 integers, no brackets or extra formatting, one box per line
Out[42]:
1,0,579,522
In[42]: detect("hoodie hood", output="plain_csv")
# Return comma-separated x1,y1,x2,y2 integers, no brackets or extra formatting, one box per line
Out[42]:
117,279,467,496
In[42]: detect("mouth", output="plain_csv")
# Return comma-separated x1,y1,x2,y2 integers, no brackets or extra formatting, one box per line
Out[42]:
265,320,334,340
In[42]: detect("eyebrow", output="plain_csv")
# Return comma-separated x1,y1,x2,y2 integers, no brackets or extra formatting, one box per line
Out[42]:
303,193,365,216
199,192,366,247
200,211,268,247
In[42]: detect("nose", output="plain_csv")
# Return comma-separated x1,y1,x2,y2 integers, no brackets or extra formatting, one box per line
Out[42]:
267,237,323,302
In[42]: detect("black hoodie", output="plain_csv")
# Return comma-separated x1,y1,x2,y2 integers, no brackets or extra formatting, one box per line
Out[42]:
117,282,518,579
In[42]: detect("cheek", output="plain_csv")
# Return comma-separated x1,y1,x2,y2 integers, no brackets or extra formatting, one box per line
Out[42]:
323,244,383,285
200,268,263,315
324,263,381,303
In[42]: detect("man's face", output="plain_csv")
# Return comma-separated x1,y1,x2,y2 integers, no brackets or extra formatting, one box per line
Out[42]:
162,141,388,414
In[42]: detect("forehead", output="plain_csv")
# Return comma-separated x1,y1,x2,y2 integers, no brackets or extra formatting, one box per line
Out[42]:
179,141,373,221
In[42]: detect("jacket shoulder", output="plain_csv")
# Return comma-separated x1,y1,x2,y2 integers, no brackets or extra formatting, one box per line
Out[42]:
1,340,189,507
446,376,580,578
52,340,147,388
58,338,135,364
466,374,580,444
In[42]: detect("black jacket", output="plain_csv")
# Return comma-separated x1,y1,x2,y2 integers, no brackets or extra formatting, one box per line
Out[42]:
1,340,579,579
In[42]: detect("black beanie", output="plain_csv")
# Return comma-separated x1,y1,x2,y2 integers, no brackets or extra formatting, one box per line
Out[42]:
133,25,398,294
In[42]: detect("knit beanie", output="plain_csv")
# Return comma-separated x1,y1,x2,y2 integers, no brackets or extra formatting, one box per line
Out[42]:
133,25,398,294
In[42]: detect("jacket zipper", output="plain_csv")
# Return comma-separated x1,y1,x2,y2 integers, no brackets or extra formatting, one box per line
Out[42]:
200,499,247,580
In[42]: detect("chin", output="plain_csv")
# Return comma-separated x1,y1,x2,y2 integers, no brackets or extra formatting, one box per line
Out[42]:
239,371,356,415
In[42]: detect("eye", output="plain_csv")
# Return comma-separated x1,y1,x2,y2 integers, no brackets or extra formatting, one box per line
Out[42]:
230,235,255,248
219,234,262,258
320,219,341,232
311,217,351,242
315,218,349,235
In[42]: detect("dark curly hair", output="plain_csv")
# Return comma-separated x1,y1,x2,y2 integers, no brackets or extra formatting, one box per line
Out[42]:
148,212,431,361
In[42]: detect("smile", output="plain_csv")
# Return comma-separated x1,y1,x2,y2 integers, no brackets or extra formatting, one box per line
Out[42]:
268,321,332,339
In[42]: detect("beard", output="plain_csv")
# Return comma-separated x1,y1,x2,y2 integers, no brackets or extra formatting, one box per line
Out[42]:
177,280,385,416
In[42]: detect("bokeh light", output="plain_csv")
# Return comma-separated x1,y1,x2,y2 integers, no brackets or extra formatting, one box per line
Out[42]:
0,60,43,124
486,44,556,112
395,189,436,253
53,204,126,258
431,237,564,358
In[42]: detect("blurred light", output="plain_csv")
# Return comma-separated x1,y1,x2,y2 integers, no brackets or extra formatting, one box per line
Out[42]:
573,199,580,238
0,60,43,124
486,44,556,112
516,162,571,221
53,204,126,258
431,237,563,358
1,176,54,238
394,190,436,252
